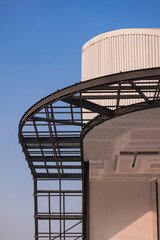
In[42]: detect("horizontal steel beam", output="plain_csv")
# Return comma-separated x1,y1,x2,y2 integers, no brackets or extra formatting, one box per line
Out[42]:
35,173,82,179
29,156,82,162
31,116,84,126
37,190,82,193
34,165,82,169
36,215,82,220
26,144,80,149
90,84,159,91
23,136,80,143
72,95,153,99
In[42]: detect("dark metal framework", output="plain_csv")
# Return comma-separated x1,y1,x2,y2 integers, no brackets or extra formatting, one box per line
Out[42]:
19,68,160,240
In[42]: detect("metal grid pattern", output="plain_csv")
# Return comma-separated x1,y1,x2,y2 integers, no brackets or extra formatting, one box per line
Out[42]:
19,68,160,240
22,102,83,179
21,99,84,240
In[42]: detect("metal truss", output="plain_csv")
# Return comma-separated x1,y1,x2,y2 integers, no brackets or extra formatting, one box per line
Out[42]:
19,68,160,240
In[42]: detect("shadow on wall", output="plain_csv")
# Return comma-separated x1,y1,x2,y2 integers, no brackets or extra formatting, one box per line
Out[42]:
90,180,156,240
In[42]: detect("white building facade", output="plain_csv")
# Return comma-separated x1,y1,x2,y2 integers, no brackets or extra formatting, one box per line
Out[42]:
82,29,160,240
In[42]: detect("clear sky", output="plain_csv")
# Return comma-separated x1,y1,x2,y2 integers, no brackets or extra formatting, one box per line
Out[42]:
0,0,160,239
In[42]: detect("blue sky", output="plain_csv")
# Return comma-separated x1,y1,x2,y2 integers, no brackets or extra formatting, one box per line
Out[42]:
0,0,160,239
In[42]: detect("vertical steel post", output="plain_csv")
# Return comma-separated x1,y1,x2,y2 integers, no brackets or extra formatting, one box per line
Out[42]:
63,192,65,240
156,180,159,240
49,192,51,240
83,161,89,240
34,179,38,240
59,178,62,240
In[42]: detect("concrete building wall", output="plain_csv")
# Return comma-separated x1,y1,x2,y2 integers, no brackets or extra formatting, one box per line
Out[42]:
90,180,158,240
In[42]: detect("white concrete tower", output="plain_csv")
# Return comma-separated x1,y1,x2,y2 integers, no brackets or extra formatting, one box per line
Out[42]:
82,28,160,81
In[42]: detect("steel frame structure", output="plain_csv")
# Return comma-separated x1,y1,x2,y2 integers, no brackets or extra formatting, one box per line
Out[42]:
19,68,160,240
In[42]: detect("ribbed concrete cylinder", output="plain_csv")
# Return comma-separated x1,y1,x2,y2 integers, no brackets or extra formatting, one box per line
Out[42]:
82,28,160,81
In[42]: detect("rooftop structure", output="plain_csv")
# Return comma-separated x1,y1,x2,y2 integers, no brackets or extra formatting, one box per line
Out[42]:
19,29,160,240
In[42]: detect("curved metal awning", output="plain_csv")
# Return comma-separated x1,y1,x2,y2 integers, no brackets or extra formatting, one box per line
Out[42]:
19,67,160,179
19,67,160,240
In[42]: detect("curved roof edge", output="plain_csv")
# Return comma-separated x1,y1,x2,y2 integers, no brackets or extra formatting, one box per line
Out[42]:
82,28,160,52
19,67,160,134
